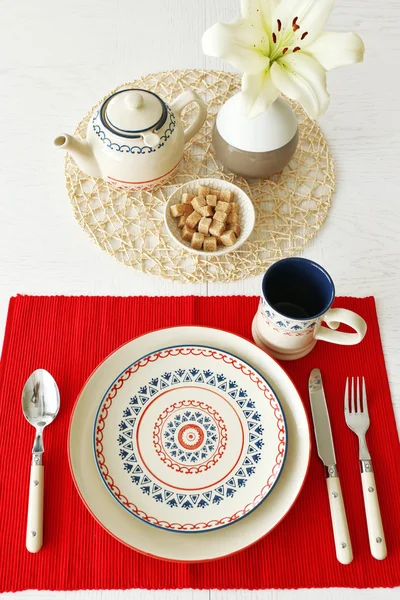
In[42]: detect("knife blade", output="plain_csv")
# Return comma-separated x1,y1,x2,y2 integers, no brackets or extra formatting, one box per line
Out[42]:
309,368,353,565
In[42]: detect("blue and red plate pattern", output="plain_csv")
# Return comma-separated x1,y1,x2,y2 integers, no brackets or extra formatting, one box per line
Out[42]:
94,345,287,533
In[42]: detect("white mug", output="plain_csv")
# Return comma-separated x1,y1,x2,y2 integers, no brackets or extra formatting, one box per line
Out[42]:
252,258,367,361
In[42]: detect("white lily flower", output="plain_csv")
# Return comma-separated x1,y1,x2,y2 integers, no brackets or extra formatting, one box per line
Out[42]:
202,0,364,119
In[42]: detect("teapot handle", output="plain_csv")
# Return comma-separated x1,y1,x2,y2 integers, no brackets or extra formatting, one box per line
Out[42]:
170,90,207,143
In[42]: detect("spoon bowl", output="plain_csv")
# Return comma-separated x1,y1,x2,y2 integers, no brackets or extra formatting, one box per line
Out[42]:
22,369,60,432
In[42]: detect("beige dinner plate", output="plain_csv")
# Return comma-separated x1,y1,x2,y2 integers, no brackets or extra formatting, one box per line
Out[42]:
68,326,310,562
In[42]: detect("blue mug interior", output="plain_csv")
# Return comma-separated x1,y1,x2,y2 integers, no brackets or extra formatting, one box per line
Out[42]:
262,258,335,320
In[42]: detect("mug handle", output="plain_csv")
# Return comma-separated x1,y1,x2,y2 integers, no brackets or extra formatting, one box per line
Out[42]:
314,308,367,345
170,90,207,143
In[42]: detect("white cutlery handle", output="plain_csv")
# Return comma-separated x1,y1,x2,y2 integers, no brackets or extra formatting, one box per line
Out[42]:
361,471,387,560
26,464,43,553
326,476,353,564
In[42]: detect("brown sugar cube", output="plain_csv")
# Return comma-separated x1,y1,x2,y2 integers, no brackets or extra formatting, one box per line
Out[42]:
198,217,212,235
198,205,214,217
219,189,234,202
230,202,238,212
231,223,241,237
198,186,211,198
181,204,194,216
191,196,206,212
186,211,202,229
191,231,205,250
220,229,237,247
209,220,225,237
181,224,194,242
215,201,231,214
227,212,239,226
170,203,187,218
182,193,194,204
203,236,217,253
206,194,218,207
178,215,186,229
213,210,228,224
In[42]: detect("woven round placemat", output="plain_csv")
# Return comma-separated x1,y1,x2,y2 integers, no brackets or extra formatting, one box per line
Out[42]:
65,69,334,283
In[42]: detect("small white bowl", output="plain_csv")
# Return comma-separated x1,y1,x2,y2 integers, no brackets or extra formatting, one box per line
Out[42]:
165,178,255,256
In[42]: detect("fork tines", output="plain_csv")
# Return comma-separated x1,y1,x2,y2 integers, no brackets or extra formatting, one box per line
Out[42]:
345,376,368,414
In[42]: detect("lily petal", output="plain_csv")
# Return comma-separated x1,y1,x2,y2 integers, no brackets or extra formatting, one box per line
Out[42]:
242,70,280,119
305,31,365,70
241,0,278,33
271,52,330,118
202,18,270,74
275,0,335,45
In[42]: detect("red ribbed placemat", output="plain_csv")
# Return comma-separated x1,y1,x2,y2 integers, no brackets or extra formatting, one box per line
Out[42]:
0,295,399,591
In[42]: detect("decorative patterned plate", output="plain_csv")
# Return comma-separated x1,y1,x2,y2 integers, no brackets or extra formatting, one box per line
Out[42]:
69,327,310,561
94,344,287,532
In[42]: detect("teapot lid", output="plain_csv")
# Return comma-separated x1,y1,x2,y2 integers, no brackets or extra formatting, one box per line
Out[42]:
101,89,167,138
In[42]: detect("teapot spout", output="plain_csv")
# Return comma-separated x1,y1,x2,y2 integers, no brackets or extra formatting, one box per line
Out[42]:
54,134,101,178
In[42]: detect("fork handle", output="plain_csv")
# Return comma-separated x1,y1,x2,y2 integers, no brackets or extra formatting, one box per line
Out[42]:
326,476,353,564
361,470,387,560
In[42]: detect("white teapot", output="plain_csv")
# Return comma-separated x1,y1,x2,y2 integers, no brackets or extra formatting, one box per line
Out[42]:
55,88,207,190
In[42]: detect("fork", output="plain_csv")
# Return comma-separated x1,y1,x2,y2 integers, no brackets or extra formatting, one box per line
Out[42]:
344,377,387,560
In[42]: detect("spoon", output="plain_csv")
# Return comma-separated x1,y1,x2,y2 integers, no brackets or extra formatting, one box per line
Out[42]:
22,369,60,552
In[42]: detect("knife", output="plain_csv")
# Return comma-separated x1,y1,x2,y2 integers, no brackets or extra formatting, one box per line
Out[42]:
309,368,353,565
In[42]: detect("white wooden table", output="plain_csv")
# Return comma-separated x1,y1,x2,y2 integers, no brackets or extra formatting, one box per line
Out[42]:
0,0,399,598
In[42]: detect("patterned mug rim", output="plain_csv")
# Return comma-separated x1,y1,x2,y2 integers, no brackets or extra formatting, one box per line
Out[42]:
261,257,335,322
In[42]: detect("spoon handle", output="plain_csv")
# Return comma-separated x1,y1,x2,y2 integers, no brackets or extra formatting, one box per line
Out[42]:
26,463,43,552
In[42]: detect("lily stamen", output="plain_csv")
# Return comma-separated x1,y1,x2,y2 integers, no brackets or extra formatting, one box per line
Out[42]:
293,46,301,52
272,32,277,43
301,31,308,40
277,19,282,32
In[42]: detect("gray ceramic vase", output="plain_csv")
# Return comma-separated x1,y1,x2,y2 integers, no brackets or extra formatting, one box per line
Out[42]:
212,94,299,180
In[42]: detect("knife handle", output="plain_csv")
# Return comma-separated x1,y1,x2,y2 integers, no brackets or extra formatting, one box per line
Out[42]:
361,470,387,560
326,476,353,564
26,464,43,553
